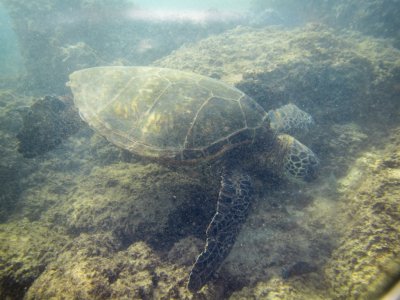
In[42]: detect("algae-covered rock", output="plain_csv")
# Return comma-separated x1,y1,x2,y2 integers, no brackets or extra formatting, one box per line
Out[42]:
15,152,215,249
25,233,122,300
210,175,337,294
224,128,400,299
167,236,205,267
154,24,400,129
26,233,222,299
17,95,84,158
230,277,326,300
324,127,400,299
251,0,400,48
0,90,42,221
59,162,214,246
0,218,69,299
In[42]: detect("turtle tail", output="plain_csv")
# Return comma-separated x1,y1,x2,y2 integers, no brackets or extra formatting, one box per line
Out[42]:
188,168,253,292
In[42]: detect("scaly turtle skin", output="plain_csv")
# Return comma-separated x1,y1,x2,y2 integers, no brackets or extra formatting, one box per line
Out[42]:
68,66,319,292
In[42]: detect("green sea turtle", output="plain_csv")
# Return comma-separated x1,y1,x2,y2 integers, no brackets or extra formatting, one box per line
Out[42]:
67,66,319,292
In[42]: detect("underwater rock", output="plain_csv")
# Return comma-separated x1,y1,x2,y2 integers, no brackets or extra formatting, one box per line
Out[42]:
0,90,44,221
250,0,400,48
0,90,27,134
230,277,326,300
38,161,215,249
215,180,337,292
167,236,205,267
25,233,222,299
0,218,69,299
324,127,400,299
281,261,317,279
224,128,400,298
6,117,216,234
316,122,370,178
16,95,84,158
330,123,369,150
154,24,400,130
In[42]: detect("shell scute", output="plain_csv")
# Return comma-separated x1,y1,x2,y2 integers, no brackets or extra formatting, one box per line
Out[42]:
68,66,267,161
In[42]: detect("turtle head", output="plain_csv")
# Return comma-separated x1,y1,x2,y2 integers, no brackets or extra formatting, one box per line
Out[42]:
277,134,319,182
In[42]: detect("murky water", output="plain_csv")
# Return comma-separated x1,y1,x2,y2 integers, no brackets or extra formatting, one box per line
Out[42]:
0,1,399,299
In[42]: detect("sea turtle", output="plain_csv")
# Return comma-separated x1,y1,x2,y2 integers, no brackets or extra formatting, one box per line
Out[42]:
67,66,319,292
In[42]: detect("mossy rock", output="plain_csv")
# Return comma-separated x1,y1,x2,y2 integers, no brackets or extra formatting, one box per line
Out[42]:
48,162,215,248
17,96,84,158
230,277,327,300
25,233,222,299
0,219,69,299
154,24,400,129
324,127,400,299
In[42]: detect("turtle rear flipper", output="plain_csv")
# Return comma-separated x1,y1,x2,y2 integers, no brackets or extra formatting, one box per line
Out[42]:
188,169,253,292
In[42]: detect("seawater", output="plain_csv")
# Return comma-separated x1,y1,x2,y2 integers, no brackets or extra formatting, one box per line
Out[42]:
0,1,399,299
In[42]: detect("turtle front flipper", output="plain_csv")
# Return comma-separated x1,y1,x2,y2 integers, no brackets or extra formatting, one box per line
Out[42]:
188,168,253,292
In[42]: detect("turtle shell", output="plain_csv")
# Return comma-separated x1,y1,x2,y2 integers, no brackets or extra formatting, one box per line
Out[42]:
68,66,268,161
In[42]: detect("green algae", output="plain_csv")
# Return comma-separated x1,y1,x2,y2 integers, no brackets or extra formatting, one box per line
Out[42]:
0,90,37,221
0,219,69,299
231,277,326,300
324,128,400,299
17,96,84,158
62,162,211,239
25,233,221,299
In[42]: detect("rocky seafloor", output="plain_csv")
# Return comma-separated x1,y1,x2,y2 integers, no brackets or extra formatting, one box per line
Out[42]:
0,24,399,299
